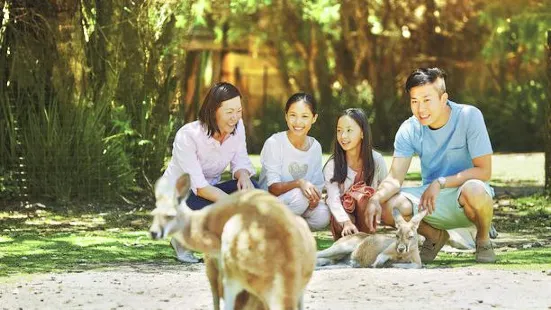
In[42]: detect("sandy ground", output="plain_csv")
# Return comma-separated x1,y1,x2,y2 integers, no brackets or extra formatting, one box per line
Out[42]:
1,263,550,310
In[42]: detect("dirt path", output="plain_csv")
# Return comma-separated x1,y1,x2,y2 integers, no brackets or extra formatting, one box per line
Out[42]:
1,264,550,310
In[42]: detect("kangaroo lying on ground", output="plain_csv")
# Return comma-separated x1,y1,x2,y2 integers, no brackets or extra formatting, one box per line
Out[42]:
149,173,317,310
317,208,428,269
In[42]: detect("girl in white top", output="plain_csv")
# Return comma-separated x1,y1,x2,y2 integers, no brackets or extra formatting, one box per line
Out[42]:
259,93,330,230
324,108,388,240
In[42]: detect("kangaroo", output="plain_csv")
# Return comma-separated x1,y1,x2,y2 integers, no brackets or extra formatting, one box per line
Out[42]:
316,208,428,269
150,173,317,310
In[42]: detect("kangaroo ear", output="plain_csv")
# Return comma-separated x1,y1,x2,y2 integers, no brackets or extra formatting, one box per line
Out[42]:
175,173,191,201
154,176,170,198
410,208,428,227
392,208,407,226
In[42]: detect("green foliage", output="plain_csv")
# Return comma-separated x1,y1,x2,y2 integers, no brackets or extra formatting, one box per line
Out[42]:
473,79,547,151
1,196,550,277
0,0,194,205
0,93,19,200
108,100,176,193
472,0,551,151
20,96,135,202
1,0,551,205
248,96,287,154
0,171,19,200
303,0,341,38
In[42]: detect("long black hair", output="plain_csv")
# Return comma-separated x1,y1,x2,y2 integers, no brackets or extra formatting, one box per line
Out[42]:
328,108,375,186
198,82,241,137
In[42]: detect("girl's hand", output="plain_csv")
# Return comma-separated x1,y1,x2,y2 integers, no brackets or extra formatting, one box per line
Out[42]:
298,179,321,202
308,198,319,209
341,220,359,237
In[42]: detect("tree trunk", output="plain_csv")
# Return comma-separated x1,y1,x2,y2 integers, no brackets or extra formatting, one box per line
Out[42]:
545,30,551,192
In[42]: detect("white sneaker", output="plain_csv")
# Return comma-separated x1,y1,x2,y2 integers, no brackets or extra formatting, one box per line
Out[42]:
170,238,200,263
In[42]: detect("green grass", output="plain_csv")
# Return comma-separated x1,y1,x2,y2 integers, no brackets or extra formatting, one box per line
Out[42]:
0,231,179,277
0,210,182,277
0,153,548,277
433,248,551,269
245,152,545,185
313,229,551,269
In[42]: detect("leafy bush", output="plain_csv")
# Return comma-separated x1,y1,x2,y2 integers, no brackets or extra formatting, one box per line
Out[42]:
20,96,135,203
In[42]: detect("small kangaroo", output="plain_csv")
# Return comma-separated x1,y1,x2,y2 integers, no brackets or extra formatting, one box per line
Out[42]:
150,174,317,310
317,208,428,269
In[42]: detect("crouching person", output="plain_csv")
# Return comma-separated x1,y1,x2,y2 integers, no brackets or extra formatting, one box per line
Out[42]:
259,93,330,231
365,68,496,263
324,108,388,240
162,82,257,263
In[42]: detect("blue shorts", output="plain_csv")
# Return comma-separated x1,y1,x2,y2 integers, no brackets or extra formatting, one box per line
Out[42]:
400,180,494,230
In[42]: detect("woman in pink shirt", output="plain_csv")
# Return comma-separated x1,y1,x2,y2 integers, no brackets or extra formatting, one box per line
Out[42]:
162,82,257,262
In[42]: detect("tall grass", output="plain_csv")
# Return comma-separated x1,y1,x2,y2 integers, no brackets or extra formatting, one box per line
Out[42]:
110,98,176,193
0,90,176,206
0,91,20,200
20,95,135,203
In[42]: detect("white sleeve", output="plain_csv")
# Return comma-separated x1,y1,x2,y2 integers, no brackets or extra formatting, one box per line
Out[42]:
374,152,388,187
230,121,256,178
323,159,349,223
260,137,283,188
170,128,209,194
311,141,325,193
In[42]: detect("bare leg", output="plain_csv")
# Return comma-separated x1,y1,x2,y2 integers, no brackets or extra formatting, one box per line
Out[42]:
458,181,494,242
380,193,414,227
458,180,496,263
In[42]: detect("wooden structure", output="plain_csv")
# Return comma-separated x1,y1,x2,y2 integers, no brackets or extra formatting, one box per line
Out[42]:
181,25,287,124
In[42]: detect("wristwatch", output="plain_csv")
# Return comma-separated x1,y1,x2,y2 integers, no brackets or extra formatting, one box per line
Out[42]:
437,177,446,189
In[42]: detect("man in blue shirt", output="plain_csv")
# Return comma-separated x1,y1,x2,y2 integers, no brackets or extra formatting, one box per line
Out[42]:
366,67,496,263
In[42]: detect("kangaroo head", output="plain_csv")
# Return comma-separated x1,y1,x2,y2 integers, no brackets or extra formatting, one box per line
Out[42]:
392,208,428,254
149,173,191,240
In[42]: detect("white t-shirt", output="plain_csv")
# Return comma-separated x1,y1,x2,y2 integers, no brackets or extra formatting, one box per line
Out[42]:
259,131,324,192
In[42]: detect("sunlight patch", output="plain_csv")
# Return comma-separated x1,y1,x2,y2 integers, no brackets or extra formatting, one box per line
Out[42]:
0,235,13,243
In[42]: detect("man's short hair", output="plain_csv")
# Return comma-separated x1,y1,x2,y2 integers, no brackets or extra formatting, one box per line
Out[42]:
405,67,447,96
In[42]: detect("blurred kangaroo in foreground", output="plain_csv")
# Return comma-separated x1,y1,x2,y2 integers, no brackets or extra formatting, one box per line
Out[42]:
149,173,317,310
317,208,428,269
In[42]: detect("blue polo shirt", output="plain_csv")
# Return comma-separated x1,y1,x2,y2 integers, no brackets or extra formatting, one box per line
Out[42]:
393,100,493,185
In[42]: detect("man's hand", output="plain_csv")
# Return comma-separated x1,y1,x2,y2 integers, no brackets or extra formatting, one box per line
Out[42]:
419,181,441,214
236,174,254,190
365,199,382,233
341,220,359,237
